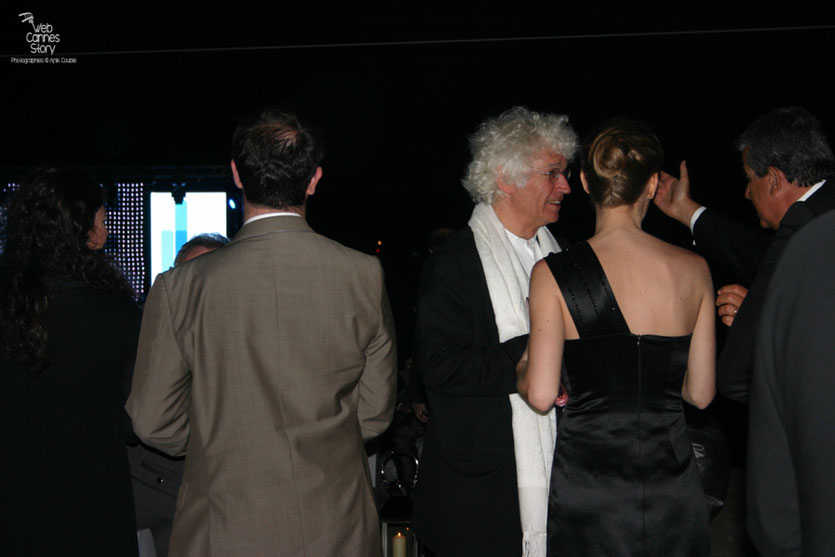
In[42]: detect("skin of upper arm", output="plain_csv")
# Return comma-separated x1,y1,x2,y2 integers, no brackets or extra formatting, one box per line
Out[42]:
518,260,565,412
683,259,717,409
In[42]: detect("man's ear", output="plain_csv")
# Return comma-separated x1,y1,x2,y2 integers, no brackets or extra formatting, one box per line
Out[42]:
306,166,323,196
767,166,784,195
231,159,243,190
496,166,516,194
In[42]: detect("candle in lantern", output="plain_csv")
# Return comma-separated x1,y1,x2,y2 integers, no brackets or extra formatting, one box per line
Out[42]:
392,532,406,557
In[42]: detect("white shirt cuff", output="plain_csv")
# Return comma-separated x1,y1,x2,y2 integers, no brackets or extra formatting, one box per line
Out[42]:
690,206,707,235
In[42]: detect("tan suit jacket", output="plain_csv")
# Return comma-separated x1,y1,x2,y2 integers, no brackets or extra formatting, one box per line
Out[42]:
127,215,396,557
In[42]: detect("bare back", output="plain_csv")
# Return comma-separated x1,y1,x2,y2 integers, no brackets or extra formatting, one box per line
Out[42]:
545,227,716,409
523,183,716,411
560,229,712,340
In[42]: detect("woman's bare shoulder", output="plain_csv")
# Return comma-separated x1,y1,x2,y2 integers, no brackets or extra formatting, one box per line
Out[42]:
648,235,708,271
636,236,712,299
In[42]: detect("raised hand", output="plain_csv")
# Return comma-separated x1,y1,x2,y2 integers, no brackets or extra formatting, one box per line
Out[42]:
654,161,701,226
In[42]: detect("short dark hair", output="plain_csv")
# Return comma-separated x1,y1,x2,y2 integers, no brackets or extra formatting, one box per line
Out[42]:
735,107,835,186
174,233,229,266
581,119,664,208
231,107,324,209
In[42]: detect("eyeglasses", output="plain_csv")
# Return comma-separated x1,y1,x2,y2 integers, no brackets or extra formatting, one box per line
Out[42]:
532,167,572,183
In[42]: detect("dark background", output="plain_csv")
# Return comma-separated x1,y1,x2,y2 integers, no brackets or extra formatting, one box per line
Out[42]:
3,9,835,358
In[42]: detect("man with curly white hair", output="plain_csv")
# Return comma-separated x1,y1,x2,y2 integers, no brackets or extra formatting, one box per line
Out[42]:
413,106,578,557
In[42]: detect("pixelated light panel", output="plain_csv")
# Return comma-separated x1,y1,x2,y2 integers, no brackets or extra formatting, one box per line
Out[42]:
104,182,146,299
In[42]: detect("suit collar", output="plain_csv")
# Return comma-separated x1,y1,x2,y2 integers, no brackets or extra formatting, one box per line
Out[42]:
232,214,314,242
797,179,826,202
780,177,835,228
792,177,834,207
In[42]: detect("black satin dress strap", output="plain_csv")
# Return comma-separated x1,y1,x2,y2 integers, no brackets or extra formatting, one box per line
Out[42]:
544,241,629,337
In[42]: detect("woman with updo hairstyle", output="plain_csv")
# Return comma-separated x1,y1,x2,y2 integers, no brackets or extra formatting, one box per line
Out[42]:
0,167,141,556
518,120,715,556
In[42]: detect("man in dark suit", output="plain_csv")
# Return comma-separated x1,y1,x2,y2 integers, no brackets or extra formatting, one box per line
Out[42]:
748,210,835,556
653,106,835,404
413,106,578,557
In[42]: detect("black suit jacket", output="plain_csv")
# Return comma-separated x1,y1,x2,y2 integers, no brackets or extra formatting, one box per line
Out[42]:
694,178,835,403
412,228,530,557
748,210,835,556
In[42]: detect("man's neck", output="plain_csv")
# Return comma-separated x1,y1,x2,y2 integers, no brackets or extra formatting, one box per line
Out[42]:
491,201,538,239
243,202,305,222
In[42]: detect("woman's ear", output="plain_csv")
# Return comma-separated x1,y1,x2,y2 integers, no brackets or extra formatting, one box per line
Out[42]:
579,170,590,195
646,173,659,200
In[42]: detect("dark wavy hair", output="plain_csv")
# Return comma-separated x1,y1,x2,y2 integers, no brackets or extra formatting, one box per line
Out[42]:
0,167,132,375
231,107,324,209
582,119,664,208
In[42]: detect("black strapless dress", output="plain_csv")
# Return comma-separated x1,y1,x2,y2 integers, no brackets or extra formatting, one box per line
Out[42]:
544,242,709,557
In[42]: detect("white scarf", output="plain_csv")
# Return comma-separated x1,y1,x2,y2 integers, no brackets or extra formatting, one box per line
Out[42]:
468,203,559,557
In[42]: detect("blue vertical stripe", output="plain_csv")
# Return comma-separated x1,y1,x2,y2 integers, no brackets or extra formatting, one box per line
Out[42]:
175,201,188,256
161,230,174,270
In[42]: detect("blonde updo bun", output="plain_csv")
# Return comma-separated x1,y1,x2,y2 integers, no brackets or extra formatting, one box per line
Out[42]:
582,119,663,208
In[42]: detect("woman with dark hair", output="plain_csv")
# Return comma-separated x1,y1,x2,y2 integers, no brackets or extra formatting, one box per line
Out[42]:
0,167,140,556
517,120,715,556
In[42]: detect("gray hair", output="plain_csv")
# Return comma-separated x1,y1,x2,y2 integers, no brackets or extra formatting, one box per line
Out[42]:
735,106,835,187
462,106,579,204
174,232,229,266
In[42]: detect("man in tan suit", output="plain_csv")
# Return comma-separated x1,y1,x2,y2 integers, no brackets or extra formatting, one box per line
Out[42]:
127,107,397,557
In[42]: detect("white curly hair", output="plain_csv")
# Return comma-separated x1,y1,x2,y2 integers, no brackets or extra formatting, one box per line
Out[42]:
462,106,579,204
